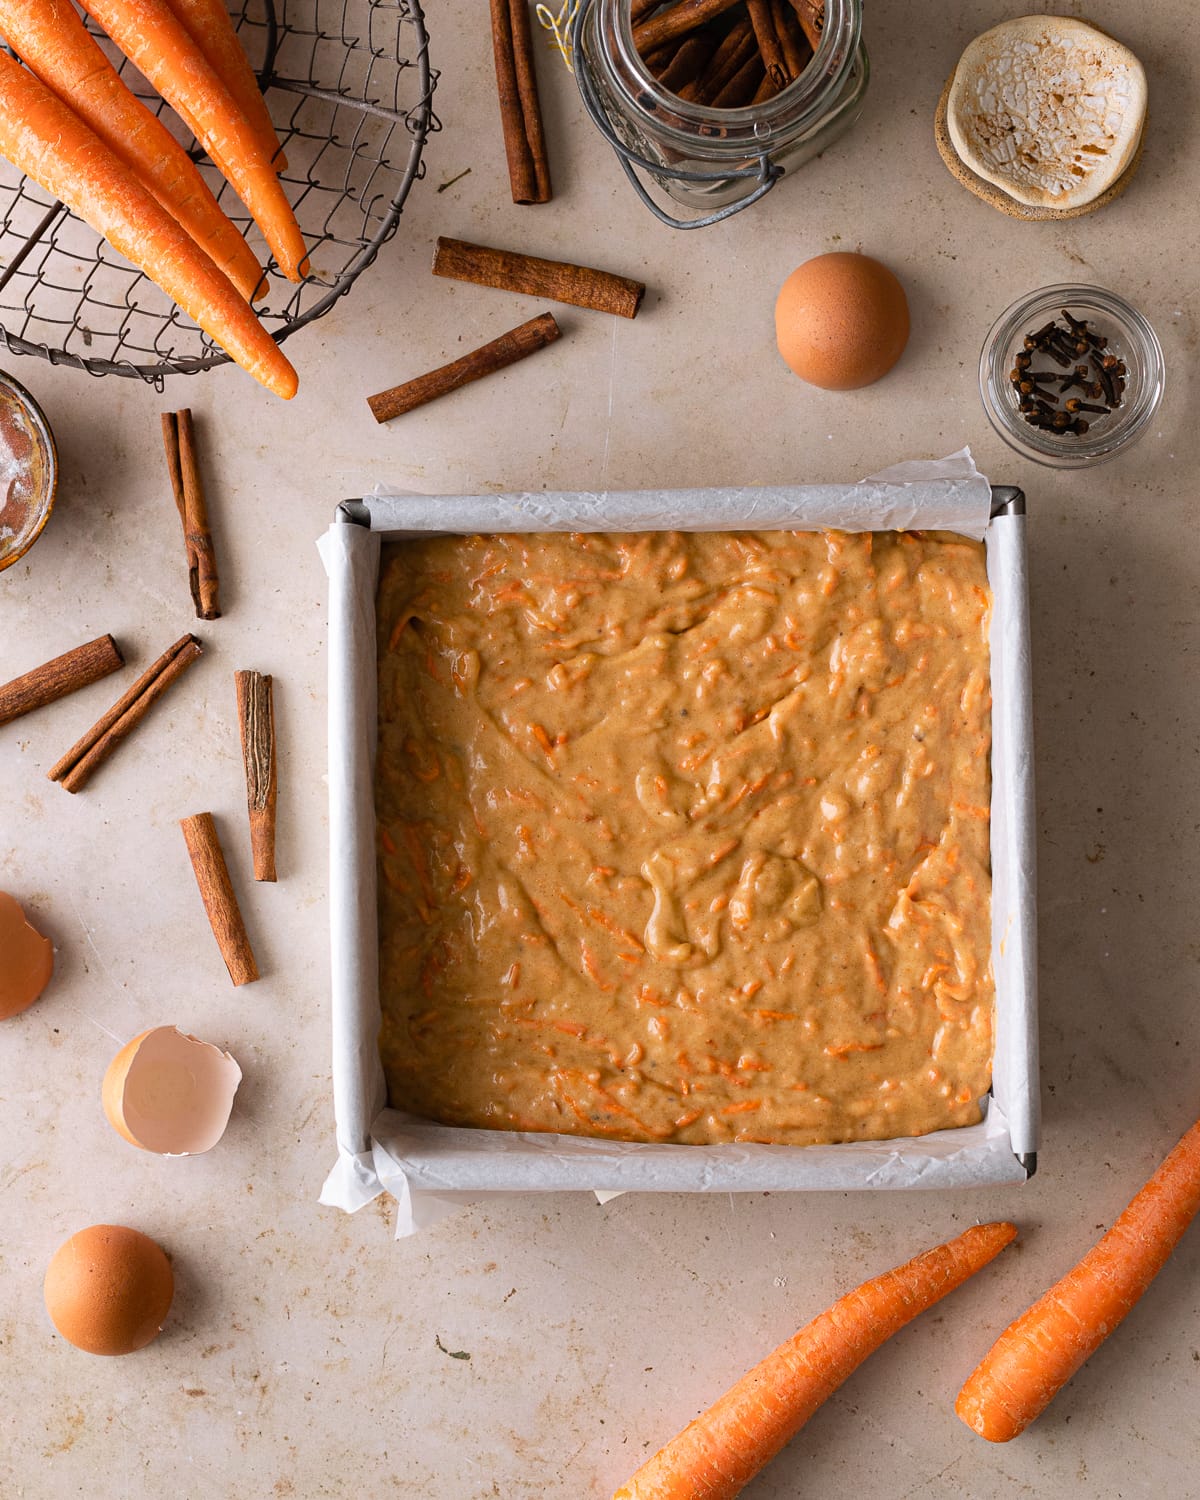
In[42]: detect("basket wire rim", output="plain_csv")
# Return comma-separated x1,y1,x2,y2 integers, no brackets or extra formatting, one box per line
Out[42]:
0,0,436,386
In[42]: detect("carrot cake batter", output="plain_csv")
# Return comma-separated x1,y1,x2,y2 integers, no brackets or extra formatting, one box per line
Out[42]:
375,529,994,1147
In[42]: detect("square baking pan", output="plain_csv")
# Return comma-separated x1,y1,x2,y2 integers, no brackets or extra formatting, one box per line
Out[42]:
320,474,1038,1223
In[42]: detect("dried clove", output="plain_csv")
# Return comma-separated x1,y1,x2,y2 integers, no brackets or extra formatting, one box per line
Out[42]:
1012,309,1126,436
1092,354,1118,407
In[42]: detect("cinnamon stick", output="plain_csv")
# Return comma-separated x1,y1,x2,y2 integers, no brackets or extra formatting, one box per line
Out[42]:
785,0,823,51
367,313,562,425
48,634,202,794
630,0,660,20
235,670,277,883
161,409,220,621
746,0,786,86
632,0,742,53
773,0,811,78
657,32,717,91
642,39,678,72
678,17,754,102
433,237,646,319
180,812,259,986
490,0,552,204
0,635,124,728
713,50,764,106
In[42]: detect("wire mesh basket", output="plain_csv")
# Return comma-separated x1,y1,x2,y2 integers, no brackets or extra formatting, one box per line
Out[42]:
0,0,438,386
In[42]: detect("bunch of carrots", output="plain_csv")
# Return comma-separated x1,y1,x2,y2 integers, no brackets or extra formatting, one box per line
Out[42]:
611,1110,1200,1498
0,0,302,397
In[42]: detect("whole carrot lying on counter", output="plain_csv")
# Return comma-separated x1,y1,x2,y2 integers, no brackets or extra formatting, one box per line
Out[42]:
957,1112,1200,1442
0,0,261,298
77,0,308,280
0,52,296,397
613,1222,1017,1500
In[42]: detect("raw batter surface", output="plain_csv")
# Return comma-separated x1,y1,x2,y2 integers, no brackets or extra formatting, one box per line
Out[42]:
376,530,994,1146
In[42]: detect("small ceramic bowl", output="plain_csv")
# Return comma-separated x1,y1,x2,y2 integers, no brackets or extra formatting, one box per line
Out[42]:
0,369,58,572
979,284,1164,469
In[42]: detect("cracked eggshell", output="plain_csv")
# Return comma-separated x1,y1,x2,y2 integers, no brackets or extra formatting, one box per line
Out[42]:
102,1025,242,1155
0,890,54,1019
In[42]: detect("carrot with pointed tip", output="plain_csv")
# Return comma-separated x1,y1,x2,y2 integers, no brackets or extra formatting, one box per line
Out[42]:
957,1114,1200,1443
164,0,286,172
0,0,261,299
77,0,307,280
613,1222,1017,1500
0,52,296,398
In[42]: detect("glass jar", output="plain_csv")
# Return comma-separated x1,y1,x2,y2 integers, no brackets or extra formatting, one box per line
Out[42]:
572,0,869,228
979,285,1165,470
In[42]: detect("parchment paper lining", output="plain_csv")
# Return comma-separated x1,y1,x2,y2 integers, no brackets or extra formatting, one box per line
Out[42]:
317,451,1039,1237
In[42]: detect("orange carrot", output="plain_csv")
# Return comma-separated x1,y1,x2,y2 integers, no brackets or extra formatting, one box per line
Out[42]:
0,53,297,398
613,1222,1017,1500
164,0,286,172
957,1114,1200,1442
0,0,261,299
77,0,308,280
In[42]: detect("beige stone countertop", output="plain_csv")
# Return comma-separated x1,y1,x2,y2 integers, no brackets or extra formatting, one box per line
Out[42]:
2,0,1198,1495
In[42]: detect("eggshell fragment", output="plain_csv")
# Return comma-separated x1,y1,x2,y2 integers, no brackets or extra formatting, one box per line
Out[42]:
44,1224,174,1356
0,890,54,1019
775,252,910,390
102,1025,242,1155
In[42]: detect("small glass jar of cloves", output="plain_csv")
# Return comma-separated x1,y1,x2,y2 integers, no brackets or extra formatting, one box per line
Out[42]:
979,285,1164,469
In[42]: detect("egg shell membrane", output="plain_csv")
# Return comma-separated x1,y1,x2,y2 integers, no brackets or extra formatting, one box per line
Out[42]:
0,890,54,1019
103,1026,242,1155
44,1225,173,1356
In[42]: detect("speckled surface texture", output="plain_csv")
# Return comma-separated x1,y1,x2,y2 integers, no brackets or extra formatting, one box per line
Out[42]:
2,1,1198,1495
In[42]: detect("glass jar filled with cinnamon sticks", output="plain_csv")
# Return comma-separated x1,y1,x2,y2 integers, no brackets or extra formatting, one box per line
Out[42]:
573,0,868,226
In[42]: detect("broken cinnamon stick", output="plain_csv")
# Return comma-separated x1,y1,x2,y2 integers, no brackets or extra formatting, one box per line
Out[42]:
433,237,646,319
48,634,202,794
235,670,277,883
367,313,561,425
180,812,259,986
633,0,742,52
746,0,786,86
161,409,220,621
490,0,552,204
0,635,124,728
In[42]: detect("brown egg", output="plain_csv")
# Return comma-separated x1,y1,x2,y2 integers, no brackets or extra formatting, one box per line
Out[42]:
0,890,54,1019
775,252,910,390
44,1225,174,1355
